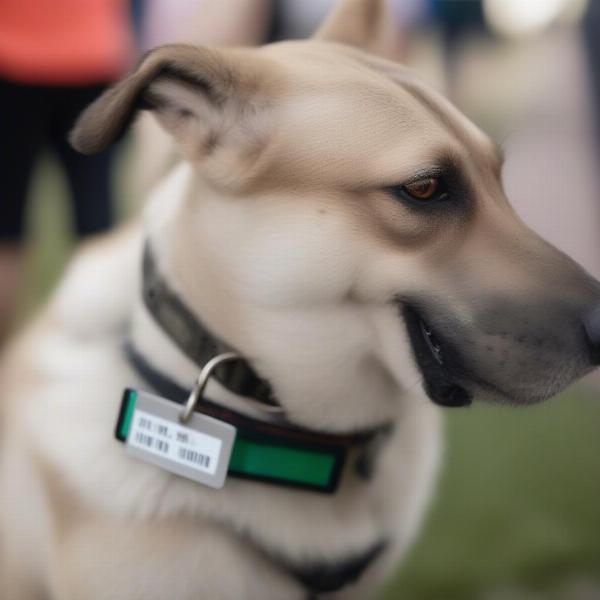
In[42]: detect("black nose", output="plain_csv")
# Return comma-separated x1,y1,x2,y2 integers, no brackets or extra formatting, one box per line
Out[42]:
583,305,600,364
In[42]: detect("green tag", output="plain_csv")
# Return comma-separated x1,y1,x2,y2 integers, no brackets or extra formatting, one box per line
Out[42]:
117,389,235,489
116,389,345,493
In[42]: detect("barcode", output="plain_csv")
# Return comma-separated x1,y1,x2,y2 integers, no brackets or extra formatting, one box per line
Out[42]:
178,447,211,468
134,432,169,455
139,417,153,431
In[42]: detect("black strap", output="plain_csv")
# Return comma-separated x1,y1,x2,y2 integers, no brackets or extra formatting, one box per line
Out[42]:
124,341,385,446
285,540,388,594
124,341,190,403
142,243,275,405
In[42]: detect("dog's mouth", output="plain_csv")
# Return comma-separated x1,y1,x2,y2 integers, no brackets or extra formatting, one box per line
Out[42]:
419,319,444,365
402,305,472,408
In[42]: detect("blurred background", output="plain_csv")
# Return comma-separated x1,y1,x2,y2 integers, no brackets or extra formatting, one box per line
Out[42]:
1,1,600,599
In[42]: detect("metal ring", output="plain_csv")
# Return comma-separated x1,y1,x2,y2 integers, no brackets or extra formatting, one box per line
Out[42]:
180,352,242,423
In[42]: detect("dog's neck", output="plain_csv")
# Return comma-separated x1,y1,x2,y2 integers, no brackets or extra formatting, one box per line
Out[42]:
127,287,403,434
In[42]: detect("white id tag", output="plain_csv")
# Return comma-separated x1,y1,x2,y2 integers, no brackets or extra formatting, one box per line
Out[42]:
116,389,236,489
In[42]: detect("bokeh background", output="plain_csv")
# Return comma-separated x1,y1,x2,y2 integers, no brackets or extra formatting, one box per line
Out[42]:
2,1,600,599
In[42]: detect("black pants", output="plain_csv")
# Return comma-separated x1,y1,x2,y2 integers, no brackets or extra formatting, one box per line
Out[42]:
0,78,114,240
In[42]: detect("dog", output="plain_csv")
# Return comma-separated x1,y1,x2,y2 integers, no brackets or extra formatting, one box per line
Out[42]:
1,1,600,598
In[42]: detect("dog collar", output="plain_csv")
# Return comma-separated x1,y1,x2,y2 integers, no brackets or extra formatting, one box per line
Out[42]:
142,243,276,406
120,244,392,493
119,342,383,492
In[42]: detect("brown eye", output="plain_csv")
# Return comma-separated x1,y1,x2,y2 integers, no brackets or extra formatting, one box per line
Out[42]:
404,177,439,201
386,175,450,206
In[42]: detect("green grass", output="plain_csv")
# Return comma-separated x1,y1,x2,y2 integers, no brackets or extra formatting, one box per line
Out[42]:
381,390,600,600
20,157,600,600
18,156,74,319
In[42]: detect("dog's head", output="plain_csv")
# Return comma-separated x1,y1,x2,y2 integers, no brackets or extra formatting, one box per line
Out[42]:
71,1,600,428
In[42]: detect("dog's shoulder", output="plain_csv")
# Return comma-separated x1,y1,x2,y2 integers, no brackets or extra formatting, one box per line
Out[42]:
50,221,143,338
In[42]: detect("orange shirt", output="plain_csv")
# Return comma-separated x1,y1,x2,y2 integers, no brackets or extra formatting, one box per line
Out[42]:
0,0,133,85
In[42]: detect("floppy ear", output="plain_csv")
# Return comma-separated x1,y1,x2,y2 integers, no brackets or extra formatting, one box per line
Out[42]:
315,0,400,60
70,44,247,157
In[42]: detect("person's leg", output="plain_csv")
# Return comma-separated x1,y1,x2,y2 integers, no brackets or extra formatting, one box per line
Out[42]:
49,84,115,238
0,245,26,345
0,79,46,343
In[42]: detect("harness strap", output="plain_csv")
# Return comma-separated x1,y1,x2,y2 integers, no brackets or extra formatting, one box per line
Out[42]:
257,537,388,596
285,540,388,594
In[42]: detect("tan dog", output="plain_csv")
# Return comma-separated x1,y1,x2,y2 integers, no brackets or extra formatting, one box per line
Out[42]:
1,2,600,599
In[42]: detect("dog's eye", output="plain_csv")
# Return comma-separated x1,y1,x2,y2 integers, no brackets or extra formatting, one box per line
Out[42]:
405,178,439,200
387,177,450,205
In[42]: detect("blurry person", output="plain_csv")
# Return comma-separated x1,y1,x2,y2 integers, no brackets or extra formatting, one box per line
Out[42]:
429,0,486,100
267,0,425,55
0,0,133,343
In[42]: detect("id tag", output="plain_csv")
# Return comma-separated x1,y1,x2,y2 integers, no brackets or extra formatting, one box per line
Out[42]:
116,389,236,489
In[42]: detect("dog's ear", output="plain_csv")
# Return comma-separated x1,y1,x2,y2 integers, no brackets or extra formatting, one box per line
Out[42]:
314,0,400,60
70,44,252,157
